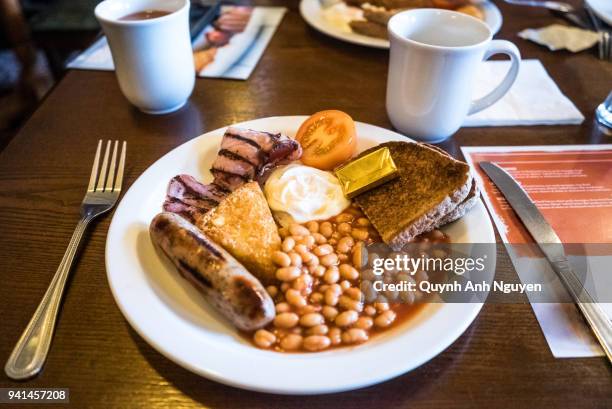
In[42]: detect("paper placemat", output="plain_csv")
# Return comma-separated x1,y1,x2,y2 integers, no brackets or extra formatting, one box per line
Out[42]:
67,6,286,80
462,145,612,358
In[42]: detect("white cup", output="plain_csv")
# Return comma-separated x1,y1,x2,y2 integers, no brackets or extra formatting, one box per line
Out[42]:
386,9,521,143
95,0,195,114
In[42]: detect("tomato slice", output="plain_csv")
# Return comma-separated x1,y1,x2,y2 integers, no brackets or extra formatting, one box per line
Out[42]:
295,110,357,171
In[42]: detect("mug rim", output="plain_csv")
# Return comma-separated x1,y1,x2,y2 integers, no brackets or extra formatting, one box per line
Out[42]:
387,8,492,51
95,0,189,27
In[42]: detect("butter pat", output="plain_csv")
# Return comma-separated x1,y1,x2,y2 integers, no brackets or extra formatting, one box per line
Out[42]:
334,147,398,198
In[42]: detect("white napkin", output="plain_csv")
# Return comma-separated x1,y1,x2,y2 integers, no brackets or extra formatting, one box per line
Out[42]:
464,59,584,127
518,24,600,52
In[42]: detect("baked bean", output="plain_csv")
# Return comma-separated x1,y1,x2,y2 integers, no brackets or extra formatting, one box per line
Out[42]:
375,302,390,312
430,229,445,240
337,222,352,234
253,329,276,348
320,222,333,238
345,287,362,301
280,282,290,292
312,232,327,244
360,281,377,303
289,252,302,267
319,284,330,293
384,288,399,302
364,305,377,316
300,251,316,264
303,335,331,351
400,288,416,304
361,268,376,282
311,265,326,277
313,244,333,257
275,302,290,313
299,304,321,315
294,244,308,254
286,289,307,308
328,327,342,345
414,269,428,283
340,280,351,291
331,231,342,241
324,284,342,306
356,217,370,227
266,285,278,298
276,266,301,282
280,334,303,351
335,213,353,223
339,264,359,280
374,310,397,328
323,266,340,284
306,255,319,267
355,316,373,330
322,306,338,321
306,221,319,233
431,248,447,258
352,242,367,269
274,312,299,328
338,253,349,262
328,238,338,246
291,327,303,335
298,235,316,249
339,295,363,312
336,236,354,253
272,251,291,267
320,253,339,267
300,313,325,327
307,324,328,335
335,310,358,327
310,292,324,303
342,328,368,344
290,223,310,237
282,237,296,252
351,228,369,241
293,274,313,294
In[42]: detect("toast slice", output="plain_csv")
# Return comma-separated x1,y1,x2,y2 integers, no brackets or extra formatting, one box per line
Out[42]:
422,143,480,227
196,181,281,284
352,142,472,250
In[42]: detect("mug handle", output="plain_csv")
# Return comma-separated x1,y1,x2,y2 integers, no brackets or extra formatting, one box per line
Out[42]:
468,40,521,115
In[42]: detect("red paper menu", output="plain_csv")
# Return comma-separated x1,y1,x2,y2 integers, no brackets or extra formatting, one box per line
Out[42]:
461,146,612,245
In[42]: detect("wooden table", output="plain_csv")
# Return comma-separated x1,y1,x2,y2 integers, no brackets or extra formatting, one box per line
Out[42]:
1,1,611,407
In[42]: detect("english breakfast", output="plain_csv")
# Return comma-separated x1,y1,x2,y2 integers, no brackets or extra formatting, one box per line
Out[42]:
149,110,478,352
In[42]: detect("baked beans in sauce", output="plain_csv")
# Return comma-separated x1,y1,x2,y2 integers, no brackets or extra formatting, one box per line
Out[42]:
248,204,450,352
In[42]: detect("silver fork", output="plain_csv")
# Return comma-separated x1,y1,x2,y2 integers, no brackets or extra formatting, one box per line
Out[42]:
4,140,126,380
586,6,612,61
503,0,574,13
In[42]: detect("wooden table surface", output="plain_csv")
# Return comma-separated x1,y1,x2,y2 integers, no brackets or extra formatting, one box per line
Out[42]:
1,1,611,408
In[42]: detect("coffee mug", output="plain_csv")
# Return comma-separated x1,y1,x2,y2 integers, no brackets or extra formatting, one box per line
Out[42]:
95,0,195,114
386,9,521,142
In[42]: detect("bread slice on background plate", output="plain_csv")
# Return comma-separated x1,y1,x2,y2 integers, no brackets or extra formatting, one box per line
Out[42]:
353,142,473,250
197,182,281,284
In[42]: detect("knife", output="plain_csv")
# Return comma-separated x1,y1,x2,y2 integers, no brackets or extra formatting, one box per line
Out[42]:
480,161,612,363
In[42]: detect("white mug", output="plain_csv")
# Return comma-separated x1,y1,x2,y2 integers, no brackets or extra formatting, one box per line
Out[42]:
95,0,195,114
386,9,521,143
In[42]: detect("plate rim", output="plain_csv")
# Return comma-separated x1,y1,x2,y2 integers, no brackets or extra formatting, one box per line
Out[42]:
105,116,496,394
299,0,503,49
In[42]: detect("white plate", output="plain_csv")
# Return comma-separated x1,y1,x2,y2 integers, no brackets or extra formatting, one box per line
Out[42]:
105,116,496,395
299,0,503,49
587,0,612,26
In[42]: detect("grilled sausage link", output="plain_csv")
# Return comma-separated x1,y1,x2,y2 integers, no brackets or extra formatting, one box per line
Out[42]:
150,212,275,331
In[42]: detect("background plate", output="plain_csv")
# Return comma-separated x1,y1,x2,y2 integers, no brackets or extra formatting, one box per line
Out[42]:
300,0,503,49
105,116,496,394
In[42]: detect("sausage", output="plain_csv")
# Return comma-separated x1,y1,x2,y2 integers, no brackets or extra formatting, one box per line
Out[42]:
149,212,275,331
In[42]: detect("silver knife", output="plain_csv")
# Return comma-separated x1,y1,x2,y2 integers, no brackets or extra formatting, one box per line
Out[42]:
480,161,612,363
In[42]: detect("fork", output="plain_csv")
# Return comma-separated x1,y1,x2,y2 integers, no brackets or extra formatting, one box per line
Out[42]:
586,6,612,61
503,0,574,13
4,140,126,380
